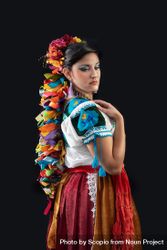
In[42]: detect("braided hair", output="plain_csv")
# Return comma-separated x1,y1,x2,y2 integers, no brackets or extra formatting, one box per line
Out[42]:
35,34,100,200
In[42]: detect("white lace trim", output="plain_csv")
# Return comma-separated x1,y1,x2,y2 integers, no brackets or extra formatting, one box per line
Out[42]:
83,126,114,144
86,173,97,220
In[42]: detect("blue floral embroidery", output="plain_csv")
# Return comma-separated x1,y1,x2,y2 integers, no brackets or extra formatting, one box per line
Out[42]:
68,98,87,113
77,109,99,132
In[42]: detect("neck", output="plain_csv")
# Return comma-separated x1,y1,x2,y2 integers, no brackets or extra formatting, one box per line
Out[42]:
68,83,93,100
73,86,93,100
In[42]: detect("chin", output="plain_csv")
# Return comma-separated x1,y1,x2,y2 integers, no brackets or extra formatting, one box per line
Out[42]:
84,86,99,95
92,86,99,92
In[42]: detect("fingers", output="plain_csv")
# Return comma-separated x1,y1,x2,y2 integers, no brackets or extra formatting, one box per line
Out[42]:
93,100,109,114
96,105,105,112
93,99,107,104
93,99,111,108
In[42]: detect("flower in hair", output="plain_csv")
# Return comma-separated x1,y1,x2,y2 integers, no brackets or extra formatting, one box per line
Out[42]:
46,34,82,74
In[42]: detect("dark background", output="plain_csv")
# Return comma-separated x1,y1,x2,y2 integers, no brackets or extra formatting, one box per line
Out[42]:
2,2,167,250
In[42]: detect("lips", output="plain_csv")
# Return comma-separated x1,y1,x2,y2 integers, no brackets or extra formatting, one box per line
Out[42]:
90,80,98,85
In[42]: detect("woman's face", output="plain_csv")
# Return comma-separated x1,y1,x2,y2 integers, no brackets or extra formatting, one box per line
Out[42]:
68,52,101,94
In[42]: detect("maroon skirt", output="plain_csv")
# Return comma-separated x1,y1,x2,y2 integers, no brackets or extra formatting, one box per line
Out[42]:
46,166,142,250
47,166,99,250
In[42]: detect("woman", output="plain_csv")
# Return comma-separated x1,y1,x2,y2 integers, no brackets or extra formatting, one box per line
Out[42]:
35,34,142,249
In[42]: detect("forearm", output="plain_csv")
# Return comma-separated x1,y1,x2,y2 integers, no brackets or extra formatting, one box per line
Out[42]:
112,115,126,166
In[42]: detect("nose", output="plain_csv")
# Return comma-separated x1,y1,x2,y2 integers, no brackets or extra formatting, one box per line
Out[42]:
90,68,98,78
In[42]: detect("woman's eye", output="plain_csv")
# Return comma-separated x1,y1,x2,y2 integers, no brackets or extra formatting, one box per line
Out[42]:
79,64,100,72
79,67,89,71
95,65,100,70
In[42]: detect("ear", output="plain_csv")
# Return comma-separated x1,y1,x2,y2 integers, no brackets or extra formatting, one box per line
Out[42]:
62,67,72,81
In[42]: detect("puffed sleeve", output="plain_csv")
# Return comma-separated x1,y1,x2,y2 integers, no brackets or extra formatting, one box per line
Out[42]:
61,99,116,176
71,103,115,142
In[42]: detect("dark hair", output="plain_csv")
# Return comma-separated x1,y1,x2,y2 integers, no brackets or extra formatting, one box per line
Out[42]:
63,41,102,69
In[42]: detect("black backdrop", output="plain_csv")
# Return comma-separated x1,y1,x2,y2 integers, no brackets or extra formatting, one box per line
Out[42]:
2,2,167,250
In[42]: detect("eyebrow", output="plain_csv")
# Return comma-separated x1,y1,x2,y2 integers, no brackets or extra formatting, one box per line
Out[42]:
78,62,100,67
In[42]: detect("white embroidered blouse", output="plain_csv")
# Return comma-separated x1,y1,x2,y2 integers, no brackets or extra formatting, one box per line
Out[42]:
61,97,116,171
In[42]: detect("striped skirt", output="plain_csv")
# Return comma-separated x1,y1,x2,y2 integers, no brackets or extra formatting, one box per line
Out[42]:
46,166,142,250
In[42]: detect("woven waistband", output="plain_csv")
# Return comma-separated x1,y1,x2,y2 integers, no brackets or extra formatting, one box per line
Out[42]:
64,165,99,173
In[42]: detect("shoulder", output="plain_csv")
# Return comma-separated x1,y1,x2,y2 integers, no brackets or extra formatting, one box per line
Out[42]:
61,97,116,143
63,97,96,119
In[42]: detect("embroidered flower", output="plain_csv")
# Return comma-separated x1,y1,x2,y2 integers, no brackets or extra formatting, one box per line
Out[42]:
77,109,99,132
68,98,86,113
74,100,79,106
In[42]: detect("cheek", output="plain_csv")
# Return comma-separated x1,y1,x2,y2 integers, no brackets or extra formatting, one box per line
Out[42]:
72,70,82,79
75,72,88,80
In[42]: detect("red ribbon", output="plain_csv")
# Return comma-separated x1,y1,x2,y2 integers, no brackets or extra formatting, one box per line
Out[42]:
64,165,99,173
43,199,53,215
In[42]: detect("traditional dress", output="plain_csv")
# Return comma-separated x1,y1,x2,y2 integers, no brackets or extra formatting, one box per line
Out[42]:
47,97,142,250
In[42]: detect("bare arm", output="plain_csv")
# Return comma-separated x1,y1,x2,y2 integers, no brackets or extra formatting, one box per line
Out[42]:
86,100,126,175
112,115,126,165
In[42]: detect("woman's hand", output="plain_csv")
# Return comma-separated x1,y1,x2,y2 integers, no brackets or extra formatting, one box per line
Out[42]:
93,99,123,121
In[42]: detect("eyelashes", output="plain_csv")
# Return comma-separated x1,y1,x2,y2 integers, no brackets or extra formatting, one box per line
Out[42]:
79,64,100,71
